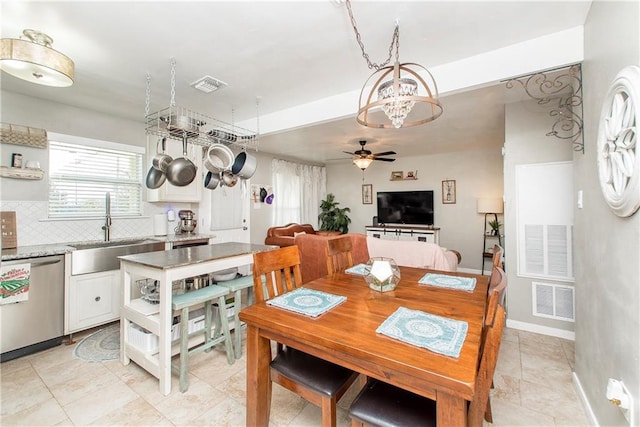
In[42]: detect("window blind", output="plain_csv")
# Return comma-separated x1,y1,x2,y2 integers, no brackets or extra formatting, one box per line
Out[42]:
48,139,143,218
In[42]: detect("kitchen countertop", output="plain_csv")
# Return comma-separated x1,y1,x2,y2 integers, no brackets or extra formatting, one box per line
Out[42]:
119,242,276,270
1,234,215,261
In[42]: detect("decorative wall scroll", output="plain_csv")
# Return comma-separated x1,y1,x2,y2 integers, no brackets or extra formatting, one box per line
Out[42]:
596,65,640,217
506,64,584,153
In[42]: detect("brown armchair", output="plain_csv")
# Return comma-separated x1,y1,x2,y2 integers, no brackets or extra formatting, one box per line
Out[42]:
264,223,340,247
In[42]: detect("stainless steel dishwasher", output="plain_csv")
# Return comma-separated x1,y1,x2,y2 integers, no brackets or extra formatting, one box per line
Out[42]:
1,254,64,362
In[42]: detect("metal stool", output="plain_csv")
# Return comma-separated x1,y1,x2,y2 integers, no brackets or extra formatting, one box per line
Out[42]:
215,275,254,360
171,284,234,392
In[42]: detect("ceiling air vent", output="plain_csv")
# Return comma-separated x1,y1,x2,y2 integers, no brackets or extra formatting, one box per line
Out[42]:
190,75,228,94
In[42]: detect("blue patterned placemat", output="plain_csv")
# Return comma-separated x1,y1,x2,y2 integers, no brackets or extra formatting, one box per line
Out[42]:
418,273,476,291
344,263,369,276
376,307,468,358
266,287,346,318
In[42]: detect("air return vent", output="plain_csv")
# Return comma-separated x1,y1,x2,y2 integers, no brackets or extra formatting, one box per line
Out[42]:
532,282,574,321
190,75,228,93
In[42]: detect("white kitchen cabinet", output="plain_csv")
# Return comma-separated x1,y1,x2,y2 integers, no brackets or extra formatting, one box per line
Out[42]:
147,137,203,202
365,226,440,245
67,270,120,334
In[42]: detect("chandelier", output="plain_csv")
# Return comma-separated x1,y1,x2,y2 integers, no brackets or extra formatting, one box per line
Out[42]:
0,29,74,87
345,1,442,128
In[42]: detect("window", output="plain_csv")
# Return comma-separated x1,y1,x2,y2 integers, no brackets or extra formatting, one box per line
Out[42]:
271,159,326,226
48,133,144,218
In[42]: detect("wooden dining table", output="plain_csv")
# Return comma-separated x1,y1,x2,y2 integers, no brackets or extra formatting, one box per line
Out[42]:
238,266,489,426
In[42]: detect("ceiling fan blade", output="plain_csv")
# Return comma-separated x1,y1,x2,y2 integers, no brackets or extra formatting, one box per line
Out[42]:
372,151,397,157
343,151,356,155
374,158,396,162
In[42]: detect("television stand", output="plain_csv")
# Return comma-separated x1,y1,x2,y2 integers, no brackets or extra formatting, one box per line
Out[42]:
365,225,440,245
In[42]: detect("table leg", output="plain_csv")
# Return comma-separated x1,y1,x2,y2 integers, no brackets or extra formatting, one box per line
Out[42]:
436,390,466,426
245,325,271,427
232,289,242,359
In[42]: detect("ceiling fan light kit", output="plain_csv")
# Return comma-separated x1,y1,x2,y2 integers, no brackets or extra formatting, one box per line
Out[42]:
345,140,396,171
345,0,442,129
0,29,74,87
353,157,373,170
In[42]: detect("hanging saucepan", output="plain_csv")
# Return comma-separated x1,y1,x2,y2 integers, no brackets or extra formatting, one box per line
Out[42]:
152,137,172,172
204,143,234,174
220,170,238,187
231,150,257,179
165,134,197,186
204,170,220,190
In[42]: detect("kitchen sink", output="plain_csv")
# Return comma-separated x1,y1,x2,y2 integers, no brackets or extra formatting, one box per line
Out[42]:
70,239,166,275
69,239,157,250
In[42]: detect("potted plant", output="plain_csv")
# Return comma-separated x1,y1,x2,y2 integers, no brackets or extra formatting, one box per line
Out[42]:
488,219,502,236
318,193,351,234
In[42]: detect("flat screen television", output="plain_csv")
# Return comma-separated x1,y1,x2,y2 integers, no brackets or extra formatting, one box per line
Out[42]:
376,190,434,226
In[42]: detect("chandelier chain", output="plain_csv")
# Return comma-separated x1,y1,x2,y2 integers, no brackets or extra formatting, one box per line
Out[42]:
345,0,399,71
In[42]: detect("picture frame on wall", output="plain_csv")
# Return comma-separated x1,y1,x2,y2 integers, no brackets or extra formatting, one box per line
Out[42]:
442,179,456,204
391,171,403,181
362,184,373,204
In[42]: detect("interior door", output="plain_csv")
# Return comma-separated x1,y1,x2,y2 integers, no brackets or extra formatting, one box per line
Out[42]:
207,180,250,244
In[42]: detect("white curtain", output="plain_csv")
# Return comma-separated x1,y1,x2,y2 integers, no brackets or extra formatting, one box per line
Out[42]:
272,159,326,227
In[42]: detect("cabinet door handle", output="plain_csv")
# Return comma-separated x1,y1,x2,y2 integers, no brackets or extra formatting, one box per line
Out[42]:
30,259,62,268
95,296,101,302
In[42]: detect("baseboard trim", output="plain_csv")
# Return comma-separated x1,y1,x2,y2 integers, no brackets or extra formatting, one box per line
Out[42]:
506,319,575,341
456,267,483,275
573,371,599,426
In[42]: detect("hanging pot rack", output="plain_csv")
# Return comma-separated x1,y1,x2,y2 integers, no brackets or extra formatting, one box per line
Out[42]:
144,59,258,151
145,105,258,151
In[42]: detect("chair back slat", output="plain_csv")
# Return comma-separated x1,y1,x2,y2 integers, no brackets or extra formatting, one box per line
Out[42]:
468,304,506,427
486,266,507,327
252,245,303,303
492,244,504,269
325,236,354,274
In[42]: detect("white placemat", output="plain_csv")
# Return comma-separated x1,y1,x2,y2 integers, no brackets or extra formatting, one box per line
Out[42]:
418,273,476,291
267,287,346,317
376,307,468,358
344,263,369,276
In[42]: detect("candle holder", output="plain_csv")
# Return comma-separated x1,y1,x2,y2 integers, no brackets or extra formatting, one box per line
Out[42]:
364,257,401,292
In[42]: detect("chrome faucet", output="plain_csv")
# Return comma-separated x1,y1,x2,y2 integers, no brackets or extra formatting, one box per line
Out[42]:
102,192,112,241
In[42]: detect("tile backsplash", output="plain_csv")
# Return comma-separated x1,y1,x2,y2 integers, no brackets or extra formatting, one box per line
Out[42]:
0,201,194,246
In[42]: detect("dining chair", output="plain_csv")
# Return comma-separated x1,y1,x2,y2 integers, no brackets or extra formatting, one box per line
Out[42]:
325,236,354,274
483,265,507,423
252,245,362,427
348,304,506,427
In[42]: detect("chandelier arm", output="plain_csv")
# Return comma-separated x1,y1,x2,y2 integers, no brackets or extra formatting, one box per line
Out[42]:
345,0,399,71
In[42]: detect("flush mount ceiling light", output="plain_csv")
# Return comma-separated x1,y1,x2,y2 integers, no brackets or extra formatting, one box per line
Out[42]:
345,0,442,129
0,29,74,87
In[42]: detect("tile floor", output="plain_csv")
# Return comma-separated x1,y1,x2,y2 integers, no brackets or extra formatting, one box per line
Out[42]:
1,325,590,426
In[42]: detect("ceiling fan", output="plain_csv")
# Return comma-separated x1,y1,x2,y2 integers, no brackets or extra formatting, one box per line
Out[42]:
344,140,396,170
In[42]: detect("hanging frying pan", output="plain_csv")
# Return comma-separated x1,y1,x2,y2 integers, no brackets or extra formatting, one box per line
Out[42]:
165,134,197,186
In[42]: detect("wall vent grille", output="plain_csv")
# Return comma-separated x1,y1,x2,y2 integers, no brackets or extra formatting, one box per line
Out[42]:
532,281,574,322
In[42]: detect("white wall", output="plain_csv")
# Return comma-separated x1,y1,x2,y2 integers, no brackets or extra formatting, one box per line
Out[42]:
504,98,574,334
326,148,504,271
576,1,640,425
0,91,194,244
